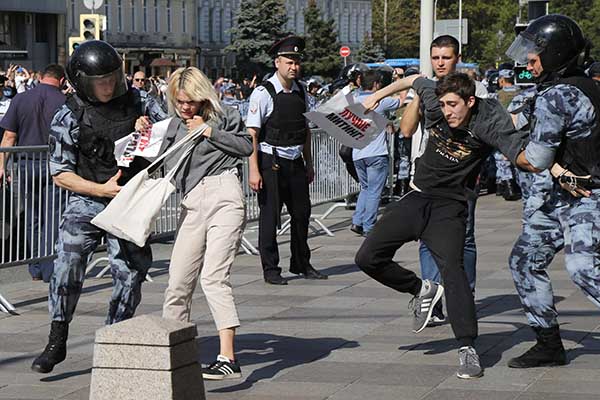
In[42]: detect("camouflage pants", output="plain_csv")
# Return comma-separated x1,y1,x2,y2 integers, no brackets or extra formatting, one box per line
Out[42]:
49,195,152,325
494,151,515,182
509,193,600,328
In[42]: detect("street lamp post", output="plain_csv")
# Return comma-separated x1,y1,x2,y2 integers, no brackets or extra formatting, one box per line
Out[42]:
419,0,435,77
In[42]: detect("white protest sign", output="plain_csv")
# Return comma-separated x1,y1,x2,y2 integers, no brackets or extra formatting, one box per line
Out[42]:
304,89,388,149
115,117,173,167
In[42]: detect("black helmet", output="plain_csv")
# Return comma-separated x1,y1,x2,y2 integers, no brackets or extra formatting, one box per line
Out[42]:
339,63,369,84
506,14,588,74
67,40,128,103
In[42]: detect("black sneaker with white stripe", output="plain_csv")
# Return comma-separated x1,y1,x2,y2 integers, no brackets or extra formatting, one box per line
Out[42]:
410,279,444,333
202,355,242,380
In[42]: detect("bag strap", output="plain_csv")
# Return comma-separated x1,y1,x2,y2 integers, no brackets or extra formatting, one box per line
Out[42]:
164,142,195,181
146,123,207,173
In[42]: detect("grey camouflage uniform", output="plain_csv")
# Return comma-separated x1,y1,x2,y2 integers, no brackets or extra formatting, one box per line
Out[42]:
509,83,600,329
47,105,152,325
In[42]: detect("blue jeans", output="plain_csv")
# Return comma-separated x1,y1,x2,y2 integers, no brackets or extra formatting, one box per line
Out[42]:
352,156,389,233
419,197,477,291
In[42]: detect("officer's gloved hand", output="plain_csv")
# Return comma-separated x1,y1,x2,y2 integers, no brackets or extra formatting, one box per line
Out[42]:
551,164,592,198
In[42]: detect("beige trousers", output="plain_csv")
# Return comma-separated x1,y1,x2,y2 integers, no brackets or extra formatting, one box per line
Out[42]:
163,173,245,330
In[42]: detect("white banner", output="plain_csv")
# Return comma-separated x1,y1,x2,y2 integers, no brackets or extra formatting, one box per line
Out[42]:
304,89,388,149
115,117,173,167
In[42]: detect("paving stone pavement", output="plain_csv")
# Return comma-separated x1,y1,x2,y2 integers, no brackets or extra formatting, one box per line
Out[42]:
1,195,599,400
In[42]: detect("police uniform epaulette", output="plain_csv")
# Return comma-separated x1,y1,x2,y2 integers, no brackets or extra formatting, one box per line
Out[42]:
255,86,266,92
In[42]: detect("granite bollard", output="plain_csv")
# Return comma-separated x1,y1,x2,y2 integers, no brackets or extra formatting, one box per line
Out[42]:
89,314,205,400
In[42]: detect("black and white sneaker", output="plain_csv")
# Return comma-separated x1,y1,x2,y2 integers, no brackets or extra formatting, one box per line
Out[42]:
202,355,242,380
409,279,444,333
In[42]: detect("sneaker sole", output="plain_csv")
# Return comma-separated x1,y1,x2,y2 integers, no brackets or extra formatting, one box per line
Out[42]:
202,372,242,380
413,285,445,334
456,370,484,379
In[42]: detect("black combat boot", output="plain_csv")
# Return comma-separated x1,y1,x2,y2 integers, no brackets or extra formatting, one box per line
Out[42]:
508,326,567,368
502,179,522,201
394,179,410,197
31,321,69,373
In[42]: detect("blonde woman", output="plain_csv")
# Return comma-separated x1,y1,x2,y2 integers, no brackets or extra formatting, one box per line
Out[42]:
136,67,252,380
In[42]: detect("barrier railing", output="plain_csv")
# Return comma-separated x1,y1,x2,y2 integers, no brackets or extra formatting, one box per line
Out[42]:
0,129,361,312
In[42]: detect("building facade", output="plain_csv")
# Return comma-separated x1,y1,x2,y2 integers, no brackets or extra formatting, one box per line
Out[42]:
67,0,197,76
0,1,66,71
198,0,372,79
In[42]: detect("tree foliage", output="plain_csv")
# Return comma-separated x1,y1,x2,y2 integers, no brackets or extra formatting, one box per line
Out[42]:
370,0,600,70
356,34,386,63
302,0,342,77
371,0,420,58
226,0,288,77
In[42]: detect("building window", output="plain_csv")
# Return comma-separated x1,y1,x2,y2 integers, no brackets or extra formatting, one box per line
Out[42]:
182,1,186,33
130,0,135,32
166,0,171,33
104,2,110,29
0,14,11,46
154,0,159,32
70,0,75,30
143,0,147,32
118,0,123,32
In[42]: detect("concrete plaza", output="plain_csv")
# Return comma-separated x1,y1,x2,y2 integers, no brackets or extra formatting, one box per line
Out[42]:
1,195,599,400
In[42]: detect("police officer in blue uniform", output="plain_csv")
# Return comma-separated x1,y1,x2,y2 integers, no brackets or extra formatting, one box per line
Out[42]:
246,36,327,285
508,14,600,368
31,41,154,373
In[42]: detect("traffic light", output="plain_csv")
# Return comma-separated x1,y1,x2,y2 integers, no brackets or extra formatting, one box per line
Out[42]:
68,14,107,56
68,36,83,56
514,66,535,86
80,14,102,41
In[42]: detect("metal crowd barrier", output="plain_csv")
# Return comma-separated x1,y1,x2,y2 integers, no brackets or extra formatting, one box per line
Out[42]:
0,129,361,312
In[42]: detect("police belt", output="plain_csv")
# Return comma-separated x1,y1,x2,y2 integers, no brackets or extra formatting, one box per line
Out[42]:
559,175,600,190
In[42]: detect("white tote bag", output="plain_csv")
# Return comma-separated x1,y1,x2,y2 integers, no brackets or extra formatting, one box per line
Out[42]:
91,124,206,247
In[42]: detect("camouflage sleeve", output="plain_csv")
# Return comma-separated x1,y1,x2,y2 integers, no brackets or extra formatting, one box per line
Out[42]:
48,105,79,176
525,84,593,170
145,95,169,123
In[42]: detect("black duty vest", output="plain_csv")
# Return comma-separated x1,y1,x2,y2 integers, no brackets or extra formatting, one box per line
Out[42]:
66,90,145,185
259,80,307,146
553,76,600,178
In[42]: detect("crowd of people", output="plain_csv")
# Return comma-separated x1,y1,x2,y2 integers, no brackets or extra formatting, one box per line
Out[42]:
0,12,599,385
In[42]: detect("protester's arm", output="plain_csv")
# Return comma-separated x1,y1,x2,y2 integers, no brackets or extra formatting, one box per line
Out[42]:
399,94,422,138
363,75,420,112
198,106,253,157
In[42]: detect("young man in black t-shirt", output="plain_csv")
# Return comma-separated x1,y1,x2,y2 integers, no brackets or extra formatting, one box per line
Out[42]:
355,72,526,379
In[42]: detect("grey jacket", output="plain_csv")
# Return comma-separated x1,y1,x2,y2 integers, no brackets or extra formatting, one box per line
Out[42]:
158,105,253,195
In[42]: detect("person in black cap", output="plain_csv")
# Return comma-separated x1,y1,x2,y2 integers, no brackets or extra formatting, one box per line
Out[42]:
246,36,327,285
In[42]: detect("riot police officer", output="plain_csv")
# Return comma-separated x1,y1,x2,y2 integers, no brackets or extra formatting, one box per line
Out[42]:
31,41,154,373
508,14,600,368
246,36,327,285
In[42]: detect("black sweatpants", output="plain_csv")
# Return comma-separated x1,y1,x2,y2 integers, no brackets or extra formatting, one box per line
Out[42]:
355,191,477,344
258,152,312,278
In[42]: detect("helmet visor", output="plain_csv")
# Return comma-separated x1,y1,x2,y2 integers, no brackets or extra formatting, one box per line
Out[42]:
79,69,128,103
506,33,543,65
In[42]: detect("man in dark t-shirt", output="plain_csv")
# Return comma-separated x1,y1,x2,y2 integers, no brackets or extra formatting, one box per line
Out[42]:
0,64,67,281
355,72,526,379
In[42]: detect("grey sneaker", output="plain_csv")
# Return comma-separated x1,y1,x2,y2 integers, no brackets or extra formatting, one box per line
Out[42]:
409,279,444,333
426,302,446,327
457,346,483,379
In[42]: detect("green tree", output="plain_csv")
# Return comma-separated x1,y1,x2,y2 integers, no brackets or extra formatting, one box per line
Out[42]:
226,0,288,77
303,0,341,78
372,0,420,58
356,34,386,63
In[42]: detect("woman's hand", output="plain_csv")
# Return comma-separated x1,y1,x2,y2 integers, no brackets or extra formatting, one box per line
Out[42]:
135,116,151,132
186,115,211,137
